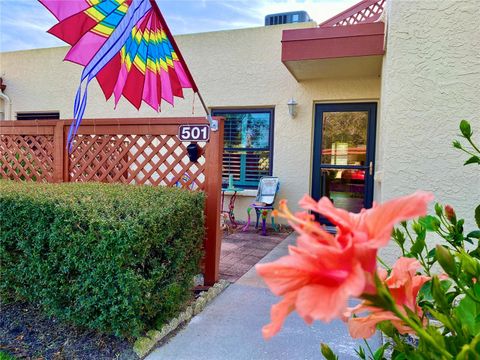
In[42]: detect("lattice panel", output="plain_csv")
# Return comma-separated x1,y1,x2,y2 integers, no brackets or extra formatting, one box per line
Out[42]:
69,134,207,190
0,135,55,182
328,0,385,27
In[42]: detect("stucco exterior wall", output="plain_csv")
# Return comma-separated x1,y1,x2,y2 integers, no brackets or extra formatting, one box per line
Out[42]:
0,23,381,222
378,0,480,262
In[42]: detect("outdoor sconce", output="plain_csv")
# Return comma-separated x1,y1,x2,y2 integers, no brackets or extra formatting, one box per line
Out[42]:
287,98,298,118
187,143,200,162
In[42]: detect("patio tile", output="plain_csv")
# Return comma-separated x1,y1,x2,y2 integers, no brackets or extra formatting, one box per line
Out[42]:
220,242,238,252
247,241,280,250
249,249,270,257
219,229,290,282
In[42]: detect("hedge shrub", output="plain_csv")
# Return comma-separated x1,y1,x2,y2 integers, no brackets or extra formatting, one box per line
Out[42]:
0,181,205,336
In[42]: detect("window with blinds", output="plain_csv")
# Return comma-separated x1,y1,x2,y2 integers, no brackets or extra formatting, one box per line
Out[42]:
212,109,274,189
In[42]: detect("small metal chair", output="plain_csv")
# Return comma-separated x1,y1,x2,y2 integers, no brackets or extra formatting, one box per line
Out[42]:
242,176,280,236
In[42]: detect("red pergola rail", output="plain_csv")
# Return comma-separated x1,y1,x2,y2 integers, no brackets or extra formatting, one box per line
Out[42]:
0,117,224,285
319,0,386,27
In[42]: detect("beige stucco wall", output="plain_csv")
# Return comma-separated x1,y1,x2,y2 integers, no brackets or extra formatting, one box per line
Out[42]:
378,0,480,262
0,22,381,222
3,1,475,245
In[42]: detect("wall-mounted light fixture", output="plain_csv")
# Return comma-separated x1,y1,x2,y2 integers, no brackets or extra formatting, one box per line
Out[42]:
287,98,298,118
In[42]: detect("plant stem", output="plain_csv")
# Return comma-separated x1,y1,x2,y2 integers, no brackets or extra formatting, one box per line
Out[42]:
457,145,478,157
438,214,450,229
377,257,391,271
404,226,415,246
404,226,431,274
362,338,375,359
466,137,480,154
457,283,480,304
390,306,453,359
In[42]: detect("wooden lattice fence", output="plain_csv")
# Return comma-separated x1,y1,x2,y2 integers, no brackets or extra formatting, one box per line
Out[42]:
0,118,224,285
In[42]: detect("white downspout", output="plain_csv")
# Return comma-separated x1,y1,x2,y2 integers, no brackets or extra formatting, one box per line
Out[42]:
0,89,12,120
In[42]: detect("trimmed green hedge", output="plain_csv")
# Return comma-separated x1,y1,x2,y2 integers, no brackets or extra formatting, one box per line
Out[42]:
0,181,205,336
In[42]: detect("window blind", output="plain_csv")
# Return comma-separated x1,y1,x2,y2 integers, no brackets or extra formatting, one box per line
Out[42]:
212,109,274,189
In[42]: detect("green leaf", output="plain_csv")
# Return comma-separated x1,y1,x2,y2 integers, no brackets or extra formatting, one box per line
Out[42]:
421,326,447,355
321,343,338,360
464,156,480,166
373,344,386,360
428,308,459,334
467,230,480,239
475,205,480,228
418,280,434,302
452,140,462,149
471,245,480,258
456,333,480,360
412,221,424,235
354,347,367,360
392,228,406,247
458,251,480,278
454,286,480,335
431,276,449,310
434,203,443,216
419,215,440,232
460,120,472,138
411,234,426,256
427,248,436,259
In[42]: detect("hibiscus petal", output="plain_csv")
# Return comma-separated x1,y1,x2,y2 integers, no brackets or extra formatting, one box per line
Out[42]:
353,245,378,273
256,255,313,296
262,292,298,339
387,257,420,288
295,263,366,322
299,195,354,231
348,311,399,338
362,191,434,247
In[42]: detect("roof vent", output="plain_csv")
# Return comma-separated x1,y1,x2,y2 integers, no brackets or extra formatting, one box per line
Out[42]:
265,11,312,26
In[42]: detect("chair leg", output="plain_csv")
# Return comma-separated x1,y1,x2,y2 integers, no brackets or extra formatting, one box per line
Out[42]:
271,215,278,232
261,209,269,236
255,208,260,229
242,207,252,231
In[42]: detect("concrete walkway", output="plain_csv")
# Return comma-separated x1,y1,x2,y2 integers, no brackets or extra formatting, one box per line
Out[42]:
147,234,382,360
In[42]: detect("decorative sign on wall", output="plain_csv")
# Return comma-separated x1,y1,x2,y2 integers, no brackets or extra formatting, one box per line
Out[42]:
178,125,210,142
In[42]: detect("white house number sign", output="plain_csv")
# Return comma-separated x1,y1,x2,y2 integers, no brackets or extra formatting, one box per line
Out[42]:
178,125,210,142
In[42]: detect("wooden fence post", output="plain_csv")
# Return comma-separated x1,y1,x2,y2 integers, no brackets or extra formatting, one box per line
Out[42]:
203,118,224,286
53,121,65,183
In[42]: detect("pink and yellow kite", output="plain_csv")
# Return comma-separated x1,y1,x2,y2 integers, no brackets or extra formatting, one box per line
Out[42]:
39,0,198,150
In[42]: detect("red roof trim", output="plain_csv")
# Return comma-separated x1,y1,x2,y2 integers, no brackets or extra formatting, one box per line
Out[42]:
319,0,385,27
282,22,385,62
282,22,384,42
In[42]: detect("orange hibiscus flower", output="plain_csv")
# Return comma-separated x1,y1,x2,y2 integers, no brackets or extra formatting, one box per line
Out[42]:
347,257,431,339
256,192,433,339
300,191,434,273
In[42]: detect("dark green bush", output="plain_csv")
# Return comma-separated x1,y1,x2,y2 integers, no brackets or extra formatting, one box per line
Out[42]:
0,181,205,336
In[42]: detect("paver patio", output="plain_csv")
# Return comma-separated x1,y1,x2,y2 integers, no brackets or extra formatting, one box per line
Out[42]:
147,233,382,360
219,227,290,283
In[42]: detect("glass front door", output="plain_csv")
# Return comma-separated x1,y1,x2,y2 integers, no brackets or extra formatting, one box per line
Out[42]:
312,103,377,218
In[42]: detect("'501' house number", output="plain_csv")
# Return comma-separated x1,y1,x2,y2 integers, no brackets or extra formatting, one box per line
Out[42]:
178,125,210,142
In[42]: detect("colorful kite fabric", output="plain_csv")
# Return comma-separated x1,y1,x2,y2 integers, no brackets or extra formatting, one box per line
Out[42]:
39,0,198,150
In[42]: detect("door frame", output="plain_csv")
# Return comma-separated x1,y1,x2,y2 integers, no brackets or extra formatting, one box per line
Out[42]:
311,102,377,211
